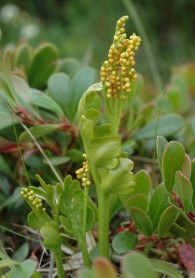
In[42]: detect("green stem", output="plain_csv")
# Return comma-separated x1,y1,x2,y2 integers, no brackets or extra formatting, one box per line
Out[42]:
110,99,124,135
80,186,91,267
98,192,111,258
52,247,65,278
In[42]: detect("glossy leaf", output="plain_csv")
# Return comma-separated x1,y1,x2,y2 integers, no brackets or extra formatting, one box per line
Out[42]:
66,148,84,163
12,76,35,114
158,206,179,237
0,102,18,130
130,207,153,237
27,211,43,230
122,251,157,278
12,243,29,262
59,57,81,77
190,159,195,209
175,171,193,213
126,194,149,211
30,90,64,117
69,67,96,119
43,156,70,166
148,184,170,230
133,114,184,140
169,223,186,237
112,231,137,254
182,154,191,179
151,259,183,278
134,170,151,196
40,222,62,249
48,72,71,116
28,43,58,88
14,42,30,68
19,124,60,142
0,154,12,176
8,259,37,278
156,136,168,171
162,141,185,192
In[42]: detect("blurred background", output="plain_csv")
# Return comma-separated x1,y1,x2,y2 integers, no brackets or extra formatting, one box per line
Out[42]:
0,0,195,85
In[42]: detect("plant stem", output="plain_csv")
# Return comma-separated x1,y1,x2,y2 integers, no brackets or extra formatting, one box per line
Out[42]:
52,247,65,278
98,192,111,258
80,186,91,267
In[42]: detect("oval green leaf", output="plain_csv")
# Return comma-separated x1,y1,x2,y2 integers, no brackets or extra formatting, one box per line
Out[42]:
133,114,184,140
158,206,179,238
28,43,58,88
126,194,149,211
19,124,60,142
134,170,151,196
148,184,170,231
122,251,157,278
175,171,193,213
112,231,137,254
162,141,185,192
130,207,153,237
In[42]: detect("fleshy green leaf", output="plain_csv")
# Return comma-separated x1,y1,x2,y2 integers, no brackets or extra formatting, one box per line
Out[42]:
151,259,183,278
40,222,62,249
190,159,195,209
133,114,184,140
14,42,30,69
169,223,186,237
148,184,170,231
175,171,193,213
43,156,70,166
130,207,153,237
134,170,151,196
182,154,191,179
28,43,58,88
0,102,18,130
59,57,81,77
19,124,60,142
126,194,149,211
48,72,71,116
162,141,185,192
156,136,168,171
30,90,64,117
158,206,179,237
112,231,137,254
122,251,157,278
27,211,43,230
69,67,96,119
12,243,29,262
8,259,37,278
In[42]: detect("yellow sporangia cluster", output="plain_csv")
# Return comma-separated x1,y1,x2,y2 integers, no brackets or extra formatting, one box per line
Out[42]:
76,153,91,187
20,188,46,211
100,16,141,100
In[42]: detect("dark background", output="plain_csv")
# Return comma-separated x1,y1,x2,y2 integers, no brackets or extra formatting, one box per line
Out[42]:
1,0,195,84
